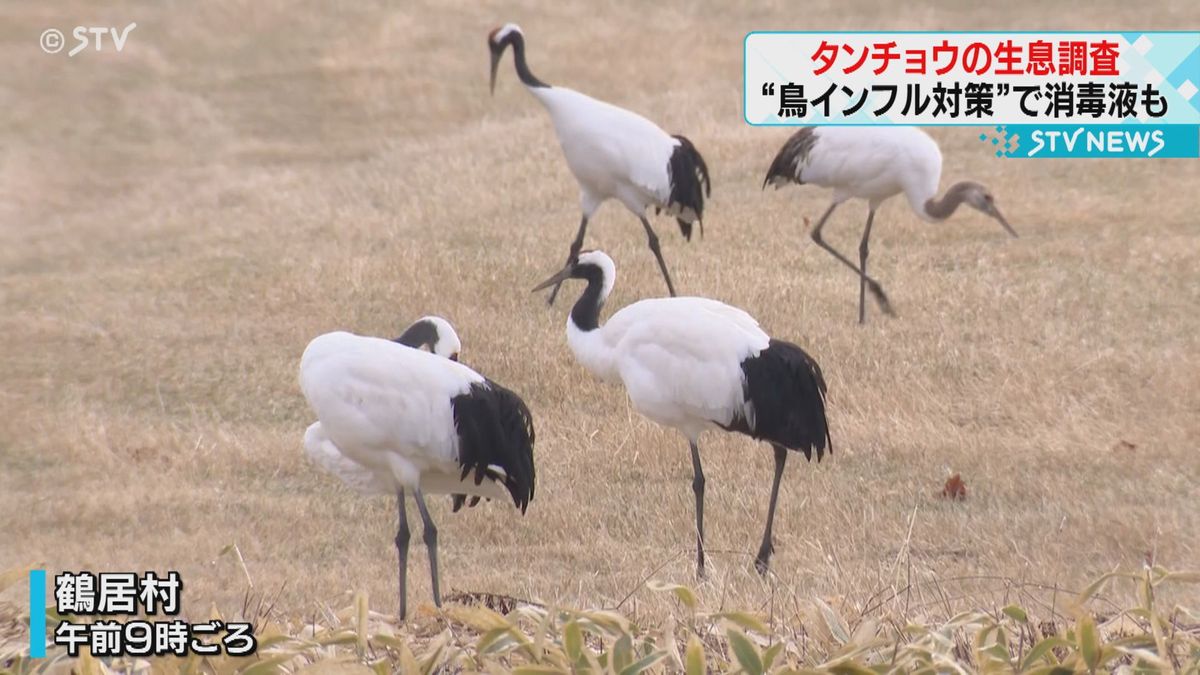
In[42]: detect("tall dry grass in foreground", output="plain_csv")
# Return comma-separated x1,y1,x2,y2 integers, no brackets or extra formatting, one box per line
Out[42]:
2,564,1199,672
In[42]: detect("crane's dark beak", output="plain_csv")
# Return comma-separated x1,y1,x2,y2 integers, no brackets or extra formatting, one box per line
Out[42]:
531,265,572,293
489,45,501,95
991,206,1018,238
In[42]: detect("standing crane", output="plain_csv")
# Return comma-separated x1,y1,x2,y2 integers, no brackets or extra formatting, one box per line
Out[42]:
300,321,536,619
305,316,486,514
534,250,831,577
763,126,1017,324
304,317,462,495
488,23,711,303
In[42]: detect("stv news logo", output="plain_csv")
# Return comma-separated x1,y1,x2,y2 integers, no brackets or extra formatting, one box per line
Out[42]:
40,23,137,57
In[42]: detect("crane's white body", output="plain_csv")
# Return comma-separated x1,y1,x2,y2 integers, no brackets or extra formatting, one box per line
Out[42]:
543,249,830,577
529,86,682,217
781,126,944,216
567,295,769,441
304,424,391,494
299,331,507,502
557,254,772,442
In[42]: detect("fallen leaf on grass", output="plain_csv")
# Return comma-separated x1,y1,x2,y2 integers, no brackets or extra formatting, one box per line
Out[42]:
940,473,967,501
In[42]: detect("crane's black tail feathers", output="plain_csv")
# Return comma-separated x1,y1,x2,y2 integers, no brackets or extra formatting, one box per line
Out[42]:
450,380,536,513
722,339,831,461
763,127,817,190
663,134,711,242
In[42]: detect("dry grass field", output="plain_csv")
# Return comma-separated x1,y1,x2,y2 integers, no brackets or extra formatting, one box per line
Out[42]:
2,0,1199,654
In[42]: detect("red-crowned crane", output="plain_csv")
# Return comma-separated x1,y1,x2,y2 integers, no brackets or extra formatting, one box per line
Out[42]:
304,317,461,495
488,23,711,303
763,126,1017,324
533,250,831,577
299,317,536,619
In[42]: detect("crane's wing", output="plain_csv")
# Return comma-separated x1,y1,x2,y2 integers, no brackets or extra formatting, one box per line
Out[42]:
449,377,536,513
303,421,392,494
764,127,941,203
765,127,897,188
542,87,677,205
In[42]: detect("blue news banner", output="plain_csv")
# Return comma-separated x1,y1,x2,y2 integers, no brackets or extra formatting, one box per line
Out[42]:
989,124,1198,158
27,569,258,660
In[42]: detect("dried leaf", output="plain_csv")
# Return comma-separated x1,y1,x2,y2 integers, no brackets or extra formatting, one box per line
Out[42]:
1020,636,1071,669
444,604,511,632
618,651,668,675
239,654,297,675
812,597,850,645
940,473,967,500
716,611,769,635
353,591,368,656
646,580,697,612
1002,605,1028,624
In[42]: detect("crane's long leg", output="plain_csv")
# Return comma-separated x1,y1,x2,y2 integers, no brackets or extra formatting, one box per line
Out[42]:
395,490,411,620
754,444,788,576
546,215,589,306
640,216,678,297
857,209,877,325
413,487,442,608
689,441,706,578
809,203,894,319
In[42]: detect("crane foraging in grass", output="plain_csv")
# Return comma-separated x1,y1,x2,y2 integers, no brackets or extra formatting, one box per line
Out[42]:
300,318,536,619
763,126,1018,324
488,23,711,303
533,250,831,578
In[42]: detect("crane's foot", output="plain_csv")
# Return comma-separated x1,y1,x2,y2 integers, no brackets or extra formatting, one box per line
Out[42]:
753,542,774,576
869,281,895,317
753,557,770,576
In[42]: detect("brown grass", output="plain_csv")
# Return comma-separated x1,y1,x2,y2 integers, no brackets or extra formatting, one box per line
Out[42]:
2,0,1198,632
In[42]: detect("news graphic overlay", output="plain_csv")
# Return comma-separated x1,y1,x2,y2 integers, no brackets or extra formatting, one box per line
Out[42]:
28,569,257,659
745,32,1200,158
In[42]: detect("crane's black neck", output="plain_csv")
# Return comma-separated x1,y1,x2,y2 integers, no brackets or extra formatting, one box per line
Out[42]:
507,33,548,89
568,265,606,332
394,319,436,350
